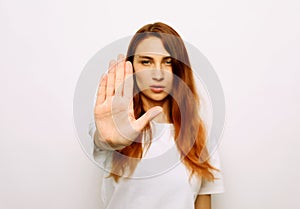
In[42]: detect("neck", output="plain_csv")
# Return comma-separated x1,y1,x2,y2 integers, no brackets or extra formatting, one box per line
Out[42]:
140,95,171,123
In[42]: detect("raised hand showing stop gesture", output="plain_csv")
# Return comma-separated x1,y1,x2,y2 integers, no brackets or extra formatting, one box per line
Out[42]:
93,54,162,150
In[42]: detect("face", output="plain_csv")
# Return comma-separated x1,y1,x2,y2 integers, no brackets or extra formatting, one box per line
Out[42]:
133,36,174,105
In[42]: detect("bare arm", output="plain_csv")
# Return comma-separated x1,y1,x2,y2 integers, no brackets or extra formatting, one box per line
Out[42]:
194,194,211,209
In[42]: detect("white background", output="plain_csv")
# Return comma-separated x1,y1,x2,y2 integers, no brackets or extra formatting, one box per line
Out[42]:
1,0,299,209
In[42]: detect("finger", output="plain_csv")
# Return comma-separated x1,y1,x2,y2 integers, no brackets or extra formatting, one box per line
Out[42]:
115,54,125,96
96,74,107,106
134,106,163,131
106,60,116,97
123,61,133,99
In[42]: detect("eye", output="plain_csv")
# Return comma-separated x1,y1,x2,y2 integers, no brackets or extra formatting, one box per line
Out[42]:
141,60,151,65
165,59,172,65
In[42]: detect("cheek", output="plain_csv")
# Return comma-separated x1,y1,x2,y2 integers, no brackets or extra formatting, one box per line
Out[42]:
133,64,143,88
165,73,174,86
135,69,152,82
135,74,147,90
136,72,149,85
170,78,174,87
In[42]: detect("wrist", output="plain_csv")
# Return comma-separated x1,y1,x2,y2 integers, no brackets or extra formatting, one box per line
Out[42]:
94,130,128,151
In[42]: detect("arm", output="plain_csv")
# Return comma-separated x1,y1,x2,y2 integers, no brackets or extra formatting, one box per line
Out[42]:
194,194,211,209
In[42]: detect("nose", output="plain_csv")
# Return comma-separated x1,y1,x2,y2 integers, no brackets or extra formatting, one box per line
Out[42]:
152,65,164,81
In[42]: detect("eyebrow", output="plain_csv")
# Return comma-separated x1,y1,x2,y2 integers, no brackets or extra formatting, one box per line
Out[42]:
136,55,172,60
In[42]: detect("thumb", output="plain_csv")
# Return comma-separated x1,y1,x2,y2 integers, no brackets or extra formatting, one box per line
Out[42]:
134,106,163,131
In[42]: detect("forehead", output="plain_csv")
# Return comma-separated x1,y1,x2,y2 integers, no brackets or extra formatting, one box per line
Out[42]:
134,36,170,57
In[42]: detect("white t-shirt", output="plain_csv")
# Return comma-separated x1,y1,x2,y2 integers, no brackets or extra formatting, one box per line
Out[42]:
88,120,224,209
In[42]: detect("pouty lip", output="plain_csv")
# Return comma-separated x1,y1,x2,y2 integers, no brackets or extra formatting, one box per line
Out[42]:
149,85,165,93
150,85,165,88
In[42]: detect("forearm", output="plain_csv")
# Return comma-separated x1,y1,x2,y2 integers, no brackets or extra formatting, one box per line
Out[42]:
194,194,211,209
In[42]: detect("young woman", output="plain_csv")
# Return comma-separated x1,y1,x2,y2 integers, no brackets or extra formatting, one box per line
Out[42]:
90,22,224,209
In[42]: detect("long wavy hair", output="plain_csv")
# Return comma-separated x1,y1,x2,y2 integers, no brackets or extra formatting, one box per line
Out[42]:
109,22,217,182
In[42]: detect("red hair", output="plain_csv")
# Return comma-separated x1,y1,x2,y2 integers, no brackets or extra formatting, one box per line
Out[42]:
109,22,218,182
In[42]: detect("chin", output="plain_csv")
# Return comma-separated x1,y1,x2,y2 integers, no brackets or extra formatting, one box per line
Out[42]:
141,91,170,103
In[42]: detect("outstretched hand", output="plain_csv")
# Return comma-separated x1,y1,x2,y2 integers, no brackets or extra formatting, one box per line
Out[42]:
94,54,162,150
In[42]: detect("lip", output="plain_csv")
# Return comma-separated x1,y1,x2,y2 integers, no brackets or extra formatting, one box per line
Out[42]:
150,85,165,93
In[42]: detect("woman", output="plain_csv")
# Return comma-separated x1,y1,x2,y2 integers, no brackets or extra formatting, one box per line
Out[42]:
90,22,224,209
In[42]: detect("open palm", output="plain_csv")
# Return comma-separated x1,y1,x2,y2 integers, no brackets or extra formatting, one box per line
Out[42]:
94,55,162,150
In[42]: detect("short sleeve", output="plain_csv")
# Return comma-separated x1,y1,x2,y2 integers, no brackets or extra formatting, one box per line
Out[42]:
198,150,225,194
